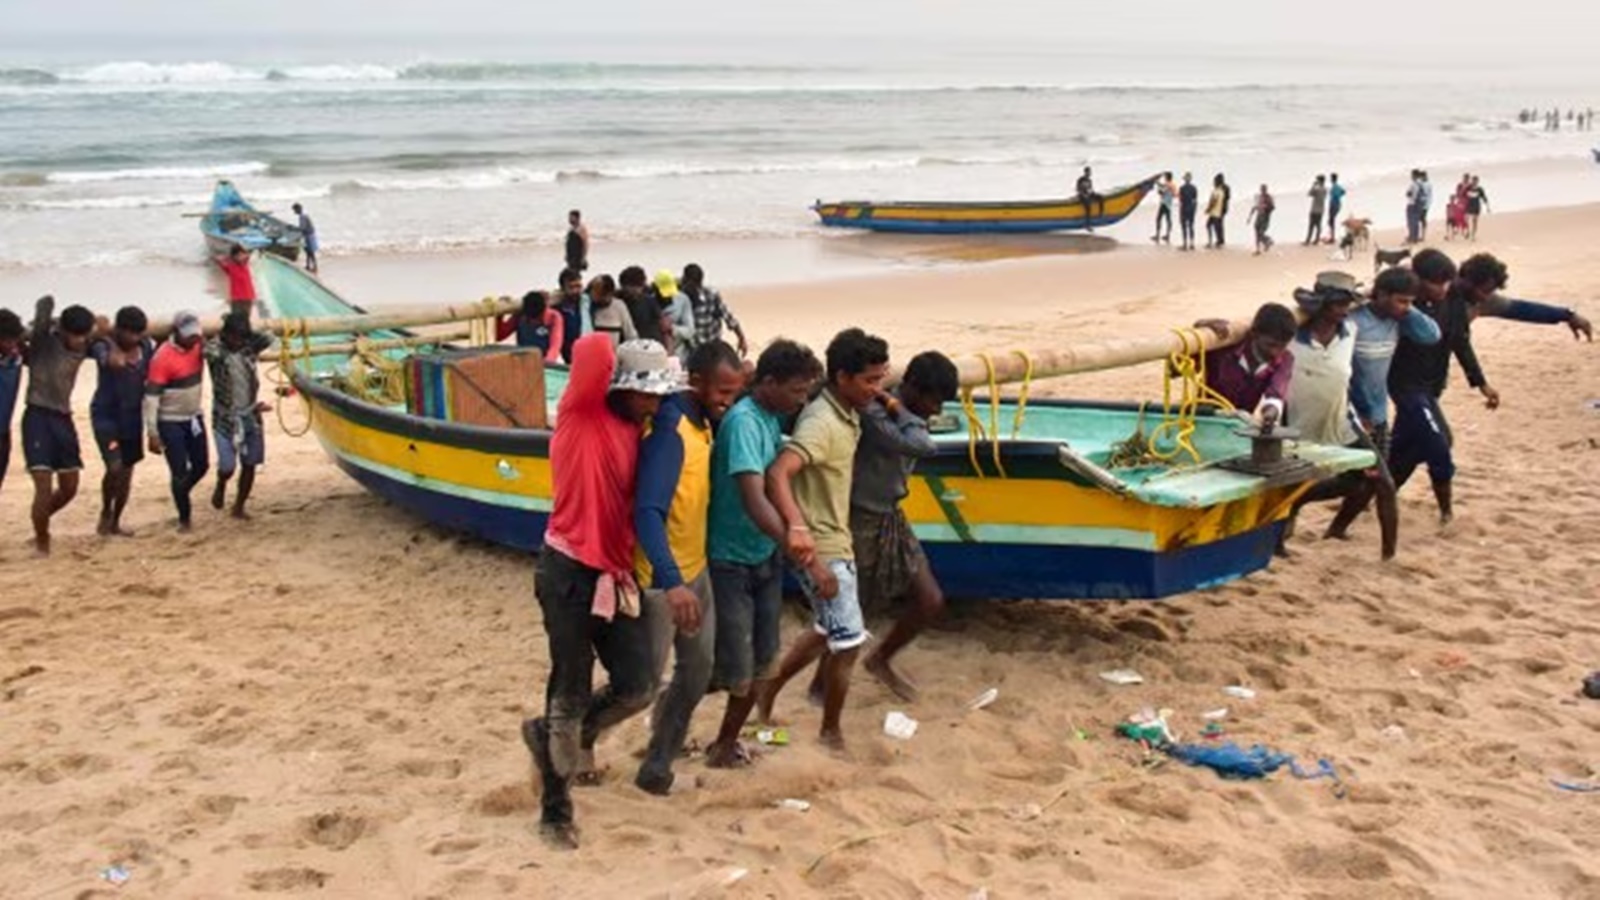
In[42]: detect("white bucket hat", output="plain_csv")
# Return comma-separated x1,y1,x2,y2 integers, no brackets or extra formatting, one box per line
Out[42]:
609,339,684,396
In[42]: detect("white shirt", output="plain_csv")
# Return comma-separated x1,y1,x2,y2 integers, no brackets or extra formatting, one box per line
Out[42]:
1286,323,1357,446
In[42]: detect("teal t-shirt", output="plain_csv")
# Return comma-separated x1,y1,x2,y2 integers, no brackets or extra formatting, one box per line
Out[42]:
708,395,784,565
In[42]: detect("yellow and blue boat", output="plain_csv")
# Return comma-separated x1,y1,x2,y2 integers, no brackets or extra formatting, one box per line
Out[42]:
265,259,1374,601
812,176,1157,234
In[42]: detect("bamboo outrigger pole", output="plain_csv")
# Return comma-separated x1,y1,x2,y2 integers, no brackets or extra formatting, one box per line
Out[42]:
260,329,473,362
947,320,1249,388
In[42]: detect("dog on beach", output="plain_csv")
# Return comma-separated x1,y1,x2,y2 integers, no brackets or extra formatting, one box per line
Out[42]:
1373,246,1412,276
1337,216,1372,260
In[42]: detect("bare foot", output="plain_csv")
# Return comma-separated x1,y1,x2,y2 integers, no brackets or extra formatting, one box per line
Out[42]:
97,516,112,537
34,536,51,558
705,740,756,770
176,520,193,534
819,729,847,754
1323,527,1351,542
211,484,226,510
539,821,581,850
230,507,252,521
865,654,919,703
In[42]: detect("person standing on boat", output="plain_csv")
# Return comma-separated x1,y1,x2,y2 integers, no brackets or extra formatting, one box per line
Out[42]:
89,306,153,538
1326,173,1346,245
702,339,821,770
679,264,749,359
757,328,890,750
144,311,211,532
523,335,683,849
494,290,565,364
216,245,257,320
1076,166,1102,232
1177,172,1199,251
291,203,319,274
633,339,745,795
0,309,25,500
206,313,274,520
1192,302,1297,425
565,210,589,273
22,296,98,555
552,268,585,364
1205,173,1230,249
1152,172,1175,245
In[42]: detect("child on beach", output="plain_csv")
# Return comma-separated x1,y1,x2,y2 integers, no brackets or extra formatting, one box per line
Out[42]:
144,311,210,532
1248,184,1276,255
206,313,275,520
22,295,97,555
757,328,889,750
0,309,26,498
632,339,745,796
88,306,153,537
702,339,821,769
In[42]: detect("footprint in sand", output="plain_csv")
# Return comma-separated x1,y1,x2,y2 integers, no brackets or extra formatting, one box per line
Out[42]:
246,867,330,892
301,810,368,851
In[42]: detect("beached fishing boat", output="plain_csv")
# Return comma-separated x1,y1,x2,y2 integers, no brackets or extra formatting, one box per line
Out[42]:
811,176,1157,235
263,261,1375,601
200,180,305,261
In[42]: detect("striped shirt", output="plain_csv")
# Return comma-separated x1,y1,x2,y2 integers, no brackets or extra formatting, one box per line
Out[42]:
143,340,205,433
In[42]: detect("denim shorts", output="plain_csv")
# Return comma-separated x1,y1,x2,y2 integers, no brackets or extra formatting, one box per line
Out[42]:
793,558,867,652
709,555,783,695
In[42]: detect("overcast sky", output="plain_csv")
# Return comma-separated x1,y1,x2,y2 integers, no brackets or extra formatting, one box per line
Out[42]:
5,0,1597,54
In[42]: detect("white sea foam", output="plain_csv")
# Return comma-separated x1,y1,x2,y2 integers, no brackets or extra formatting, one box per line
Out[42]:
46,161,271,184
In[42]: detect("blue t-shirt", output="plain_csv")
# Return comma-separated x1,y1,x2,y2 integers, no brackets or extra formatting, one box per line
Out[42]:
708,395,785,565
1330,183,1347,206
89,337,154,431
1348,305,1441,428
0,353,21,431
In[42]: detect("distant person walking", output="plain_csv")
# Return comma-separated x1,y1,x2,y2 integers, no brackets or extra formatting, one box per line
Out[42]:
1205,174,1230,249
1404,170,1423,244
1326,173,1346,244
1152,172,1174,244
1304,175,1327,245
1248,184,1275,256
1177,172,1199,251
565,210,589,273
292,203,318,273
1464,176,1490,240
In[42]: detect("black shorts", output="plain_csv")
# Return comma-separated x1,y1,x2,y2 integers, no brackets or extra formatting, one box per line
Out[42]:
92,421,145,468
21,406,83,473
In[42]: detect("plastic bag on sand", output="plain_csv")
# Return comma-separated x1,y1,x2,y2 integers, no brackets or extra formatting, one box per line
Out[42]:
884,711,919,740
1166,742,1290,779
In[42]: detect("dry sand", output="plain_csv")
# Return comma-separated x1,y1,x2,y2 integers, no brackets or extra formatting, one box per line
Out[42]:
2,205,1598,899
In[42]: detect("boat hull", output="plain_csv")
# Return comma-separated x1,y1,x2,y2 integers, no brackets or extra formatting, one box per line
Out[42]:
813,177,1156,234
201,180,304,261
296,375,1351,601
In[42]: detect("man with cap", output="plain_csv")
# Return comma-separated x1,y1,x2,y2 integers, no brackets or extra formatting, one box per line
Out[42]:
145,311,210,531
522,334,684,850
206,312,275,519
655,269,696,364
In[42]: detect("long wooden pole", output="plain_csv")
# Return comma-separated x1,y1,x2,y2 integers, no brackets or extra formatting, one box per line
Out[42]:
146,298,518,341
261,329,472,361
948,320,1248,388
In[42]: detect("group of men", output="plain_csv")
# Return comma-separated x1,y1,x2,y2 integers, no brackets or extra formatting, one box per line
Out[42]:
0,296,274,555
522,319,960,848
1153,172,1276,253
1198,249,1590,551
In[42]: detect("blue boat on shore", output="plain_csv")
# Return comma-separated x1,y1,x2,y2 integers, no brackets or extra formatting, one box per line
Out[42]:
199,180,305,261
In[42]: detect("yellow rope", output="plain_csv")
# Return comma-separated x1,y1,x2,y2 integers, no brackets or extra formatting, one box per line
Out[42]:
1008,349,1034,439
270,317,314,438
1145,327,1236,466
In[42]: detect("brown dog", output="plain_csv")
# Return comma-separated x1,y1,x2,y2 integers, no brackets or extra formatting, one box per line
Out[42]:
1337,217,1372,260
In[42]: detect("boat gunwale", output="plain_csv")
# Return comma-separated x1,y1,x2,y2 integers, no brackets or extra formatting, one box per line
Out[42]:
811,176,1157,214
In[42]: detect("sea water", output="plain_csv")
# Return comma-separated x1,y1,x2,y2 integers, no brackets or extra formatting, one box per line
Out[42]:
1,33,1595,269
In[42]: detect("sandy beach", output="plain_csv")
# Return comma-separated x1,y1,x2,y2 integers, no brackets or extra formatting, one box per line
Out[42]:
2,204,1598,898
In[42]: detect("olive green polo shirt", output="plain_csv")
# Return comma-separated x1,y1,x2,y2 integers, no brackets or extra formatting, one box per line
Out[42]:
785,388,861,560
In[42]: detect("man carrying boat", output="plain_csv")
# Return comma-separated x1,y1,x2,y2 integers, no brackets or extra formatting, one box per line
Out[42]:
523,335,682,849
633,340,746,795
1192,302,1298,424
144,311,210,532
206,313,275,520
22,296,98,555
88,306,153,537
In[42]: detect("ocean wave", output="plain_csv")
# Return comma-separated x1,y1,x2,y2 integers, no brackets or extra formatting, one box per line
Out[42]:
0,67,59,86
44,161,271,184
17,183,329,211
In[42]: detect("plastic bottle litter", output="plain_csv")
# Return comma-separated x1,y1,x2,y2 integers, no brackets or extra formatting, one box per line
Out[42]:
1099,669,1145,686
1222,685,1257,699
776,798,812,812
883,711,919,740
754,727,790,746
1202,708,1229,720
100,866,131,887
968,687,1000,710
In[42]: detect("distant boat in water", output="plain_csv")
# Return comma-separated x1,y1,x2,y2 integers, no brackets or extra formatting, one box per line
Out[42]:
812,176,1158,235
199,180,305,261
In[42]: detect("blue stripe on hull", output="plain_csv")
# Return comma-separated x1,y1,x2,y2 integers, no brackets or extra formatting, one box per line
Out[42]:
341,458,1283,600
816,216,1116,234
919,522,1287,600
336,457,548,552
